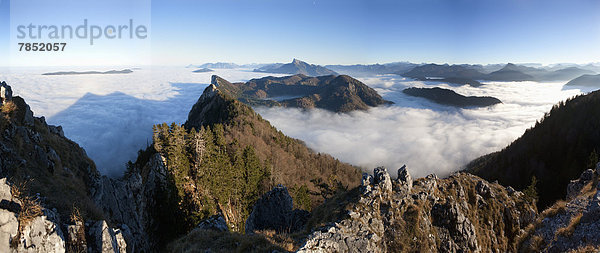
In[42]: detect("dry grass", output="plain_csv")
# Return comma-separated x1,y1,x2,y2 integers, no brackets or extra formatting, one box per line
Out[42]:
528,235,545,252
10,181,43,228
167,229,289,253
514,199,569,251
540,200,567,218
9,180,44,249
567,245,600,253
513,223,536,251
1,101,17,116
1,101,16,130
67,206,87,253
305,187,360,233
255,230,296,252
556,212,583,238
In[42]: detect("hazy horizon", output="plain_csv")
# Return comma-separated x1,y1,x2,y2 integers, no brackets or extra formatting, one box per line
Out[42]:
2,60,600,68
2,0,600,66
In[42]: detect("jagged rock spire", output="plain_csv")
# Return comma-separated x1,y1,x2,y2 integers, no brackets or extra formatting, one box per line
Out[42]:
0,81,12,104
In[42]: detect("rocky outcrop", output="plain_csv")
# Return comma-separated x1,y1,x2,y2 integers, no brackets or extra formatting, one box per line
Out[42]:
519,163,600,252
0,176,131,253
1,81,12,104
196,215,229,232
567,168,595,200
88,220,127,253
298,166,537,252
17,210,66,253
394,165,412,194
245,185,309,234
0,177,65,252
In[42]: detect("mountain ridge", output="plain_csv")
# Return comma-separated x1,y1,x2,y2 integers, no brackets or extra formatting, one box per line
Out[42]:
403,87,502,108
254,59,338,76
205,74,392,113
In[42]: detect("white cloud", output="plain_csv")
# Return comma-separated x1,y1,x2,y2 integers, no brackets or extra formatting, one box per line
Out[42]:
0,68,592,179
256,75,590,178
0,67,284,177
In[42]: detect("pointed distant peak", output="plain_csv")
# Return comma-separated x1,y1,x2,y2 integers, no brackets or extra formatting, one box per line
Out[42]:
292,58,306,65
500,63,521,71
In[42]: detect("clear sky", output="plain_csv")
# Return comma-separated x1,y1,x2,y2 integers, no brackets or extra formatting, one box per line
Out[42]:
1,0,600,66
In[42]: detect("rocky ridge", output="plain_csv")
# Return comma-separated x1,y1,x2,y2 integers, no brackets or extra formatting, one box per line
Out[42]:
298,166,537,252
0,177,128,252
518,163,600,252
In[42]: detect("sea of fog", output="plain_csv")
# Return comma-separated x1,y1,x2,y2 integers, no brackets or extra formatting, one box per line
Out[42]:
0,67,594,178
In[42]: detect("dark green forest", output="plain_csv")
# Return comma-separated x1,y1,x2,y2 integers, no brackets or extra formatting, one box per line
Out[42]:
467,89,600,208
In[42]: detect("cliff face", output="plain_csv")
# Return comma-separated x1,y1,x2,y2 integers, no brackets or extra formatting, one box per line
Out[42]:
90,152,167,251
0,82,128,252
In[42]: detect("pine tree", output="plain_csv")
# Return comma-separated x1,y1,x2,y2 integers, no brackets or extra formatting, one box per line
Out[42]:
523,176,538,204
587,149,598,169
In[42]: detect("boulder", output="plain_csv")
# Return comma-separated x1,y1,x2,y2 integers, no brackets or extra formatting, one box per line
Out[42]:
245,185,309,234
18,209,66,253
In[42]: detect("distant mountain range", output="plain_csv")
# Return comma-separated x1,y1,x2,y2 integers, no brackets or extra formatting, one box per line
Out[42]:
403,87,501,108
186,62,269,69
402,64,486,80
414,77,482,87
325,62,418,76
188,60,599,84
42,69,133,75
254,59,338,76
209,74,392,112
401,63,596,83
486,63,536,81
564,74,600,87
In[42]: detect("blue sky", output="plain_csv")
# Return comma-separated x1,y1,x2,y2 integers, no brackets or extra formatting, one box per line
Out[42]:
1,0,600,66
